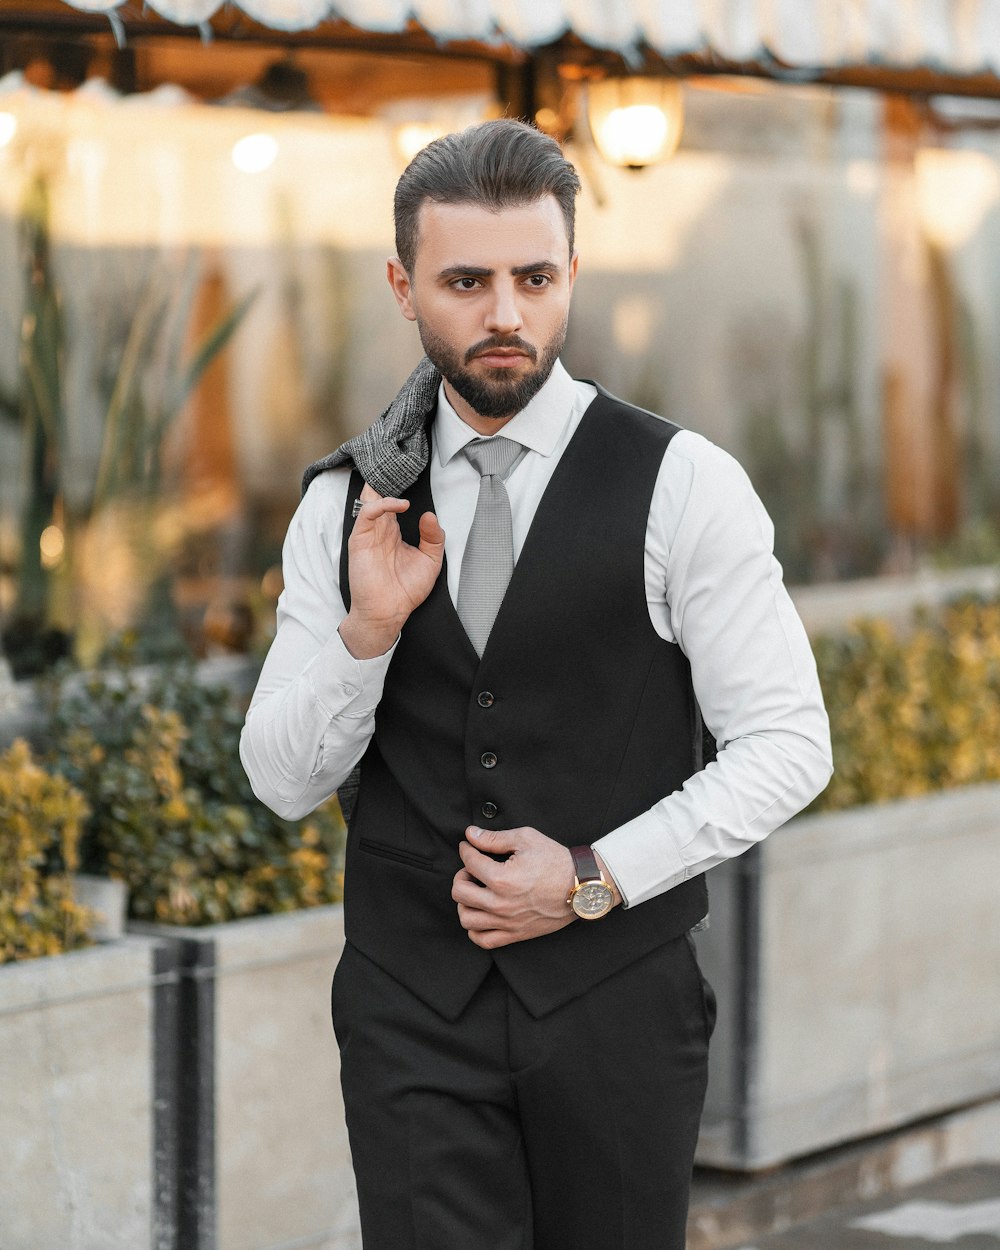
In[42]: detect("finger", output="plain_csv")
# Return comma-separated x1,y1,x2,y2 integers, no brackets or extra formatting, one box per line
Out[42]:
454,892,508,922
452,866,484,888
452,866,489,893
467,928,511,951
417,511,446,558
466,825,522,856
458,840,504,883
456,903,502,931
451,870,494,905
354,495,410,526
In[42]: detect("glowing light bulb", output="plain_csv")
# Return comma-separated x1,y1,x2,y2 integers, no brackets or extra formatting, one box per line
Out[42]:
231,133,278,174
587,78,684,169
598,106,669,168
916,148,1000,249
40,525,65,569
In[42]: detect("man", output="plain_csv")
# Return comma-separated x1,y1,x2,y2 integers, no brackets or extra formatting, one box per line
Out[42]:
241,119,832,1249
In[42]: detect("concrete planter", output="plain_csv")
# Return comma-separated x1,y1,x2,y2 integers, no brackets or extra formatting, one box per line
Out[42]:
0,936,177,1250
789,563,1000,635
694,781,1000,1171
136,904,357,1250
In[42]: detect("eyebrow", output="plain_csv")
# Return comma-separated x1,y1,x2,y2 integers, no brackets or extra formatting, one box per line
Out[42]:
437,260,562,280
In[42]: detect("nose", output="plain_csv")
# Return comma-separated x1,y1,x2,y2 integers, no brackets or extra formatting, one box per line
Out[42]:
484,282,523,335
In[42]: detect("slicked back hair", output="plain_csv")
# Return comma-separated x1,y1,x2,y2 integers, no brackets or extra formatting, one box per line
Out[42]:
393,119,581,274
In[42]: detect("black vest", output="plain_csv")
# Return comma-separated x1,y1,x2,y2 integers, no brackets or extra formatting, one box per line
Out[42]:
332,388,708,1020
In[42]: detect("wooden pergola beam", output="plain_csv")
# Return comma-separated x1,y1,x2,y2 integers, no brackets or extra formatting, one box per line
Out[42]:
4,1,1000,100
0,2,528,63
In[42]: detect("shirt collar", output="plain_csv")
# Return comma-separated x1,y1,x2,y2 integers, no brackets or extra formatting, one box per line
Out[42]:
434,358,578,467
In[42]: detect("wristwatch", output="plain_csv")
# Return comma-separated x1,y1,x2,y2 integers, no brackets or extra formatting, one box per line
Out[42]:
567,845,615,920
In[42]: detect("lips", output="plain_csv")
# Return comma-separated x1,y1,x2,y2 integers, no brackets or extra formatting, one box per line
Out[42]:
476,350,528,367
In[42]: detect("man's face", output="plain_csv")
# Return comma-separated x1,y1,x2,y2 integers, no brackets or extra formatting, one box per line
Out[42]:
387,195,578,427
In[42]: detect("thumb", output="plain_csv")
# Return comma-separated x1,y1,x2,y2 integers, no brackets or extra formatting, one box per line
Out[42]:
467,825,519,854
418,510,445,561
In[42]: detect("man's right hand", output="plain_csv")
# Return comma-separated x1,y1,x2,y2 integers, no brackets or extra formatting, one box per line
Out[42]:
338,483,445,659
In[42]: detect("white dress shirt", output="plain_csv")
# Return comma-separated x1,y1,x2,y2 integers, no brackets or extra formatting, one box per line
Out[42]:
240,360,833,907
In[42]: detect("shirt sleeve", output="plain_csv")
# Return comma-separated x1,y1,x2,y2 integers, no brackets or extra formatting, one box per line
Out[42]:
592,433,834,907
239,470,396,820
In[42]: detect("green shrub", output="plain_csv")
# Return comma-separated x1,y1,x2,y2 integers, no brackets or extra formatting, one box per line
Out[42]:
811,596,1000,812
0,739,93,963
40,654,345,926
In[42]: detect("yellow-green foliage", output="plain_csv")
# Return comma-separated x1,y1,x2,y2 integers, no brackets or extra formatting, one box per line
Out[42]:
43,658,345,926
0,739,93,964
811,597,1000,812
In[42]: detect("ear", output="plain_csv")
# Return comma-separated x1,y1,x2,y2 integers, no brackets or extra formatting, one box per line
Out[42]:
387,257,417,322
567,251,580,294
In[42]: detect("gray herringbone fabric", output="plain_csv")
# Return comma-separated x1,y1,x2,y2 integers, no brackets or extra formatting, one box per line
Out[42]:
457,437,525,656
301,356,442,499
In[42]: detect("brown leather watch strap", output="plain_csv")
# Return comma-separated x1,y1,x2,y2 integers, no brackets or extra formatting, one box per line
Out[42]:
570,844,602,883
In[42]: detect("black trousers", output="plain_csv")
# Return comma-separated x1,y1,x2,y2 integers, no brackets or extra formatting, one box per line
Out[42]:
332,933,715,1250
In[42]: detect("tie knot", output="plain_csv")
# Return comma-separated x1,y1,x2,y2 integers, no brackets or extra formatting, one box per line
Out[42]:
463,436,523,481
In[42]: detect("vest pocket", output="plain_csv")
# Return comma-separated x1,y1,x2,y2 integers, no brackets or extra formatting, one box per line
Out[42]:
351,759,438,869
357,838,437,872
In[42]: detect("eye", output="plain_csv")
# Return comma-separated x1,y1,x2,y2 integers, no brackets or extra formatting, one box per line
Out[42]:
452,277,481,291
525,273,552,288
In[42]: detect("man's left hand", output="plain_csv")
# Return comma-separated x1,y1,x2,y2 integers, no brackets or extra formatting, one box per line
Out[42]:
451,826,604,949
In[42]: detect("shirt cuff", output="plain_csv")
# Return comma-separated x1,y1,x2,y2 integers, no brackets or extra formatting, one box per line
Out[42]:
305,626,397,717
592,809,690,909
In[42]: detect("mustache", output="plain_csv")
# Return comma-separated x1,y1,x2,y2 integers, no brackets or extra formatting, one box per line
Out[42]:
464,335,537,365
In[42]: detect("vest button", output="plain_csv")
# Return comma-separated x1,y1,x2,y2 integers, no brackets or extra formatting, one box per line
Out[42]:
477,691,495,708
481,802,498,819
481,752,498,769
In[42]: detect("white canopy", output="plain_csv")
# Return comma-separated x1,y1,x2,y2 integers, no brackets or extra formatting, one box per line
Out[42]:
54,1,1000,76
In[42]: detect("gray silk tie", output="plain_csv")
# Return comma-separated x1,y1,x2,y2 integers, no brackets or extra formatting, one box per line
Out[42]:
457,436,525,656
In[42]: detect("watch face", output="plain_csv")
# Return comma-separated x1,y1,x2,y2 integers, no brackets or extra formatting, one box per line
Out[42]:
572,881,614,920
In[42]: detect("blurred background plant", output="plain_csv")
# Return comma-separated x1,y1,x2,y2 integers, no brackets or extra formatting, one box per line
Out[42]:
0,172,255,678
38,645,344,925
0,737,93,963
811,595,1000,811
0,175,70,677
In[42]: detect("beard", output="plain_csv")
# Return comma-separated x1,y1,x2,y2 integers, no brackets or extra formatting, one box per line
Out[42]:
417,320,567,421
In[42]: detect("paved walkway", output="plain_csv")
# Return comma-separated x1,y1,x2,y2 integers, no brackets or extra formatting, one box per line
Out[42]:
728,1166,1000,1249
